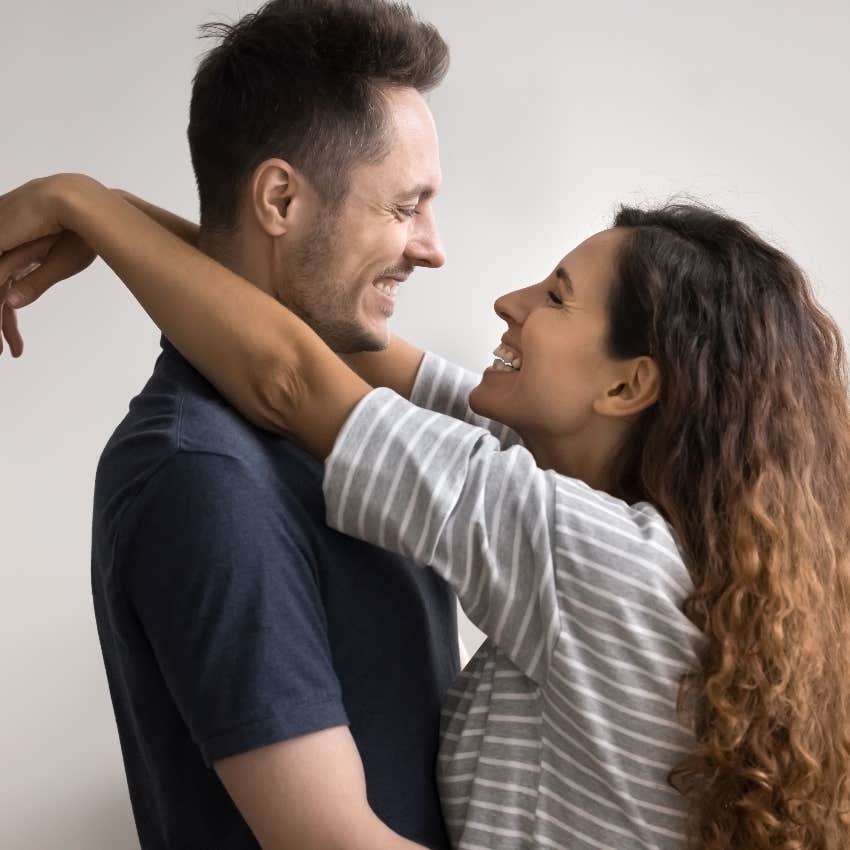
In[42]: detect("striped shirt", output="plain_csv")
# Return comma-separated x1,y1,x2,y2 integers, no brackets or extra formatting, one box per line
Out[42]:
323,352,705,850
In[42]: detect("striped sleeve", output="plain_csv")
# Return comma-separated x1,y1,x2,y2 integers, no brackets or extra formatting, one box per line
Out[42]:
324,384,702,690
324,387,562,684
409,351,522,449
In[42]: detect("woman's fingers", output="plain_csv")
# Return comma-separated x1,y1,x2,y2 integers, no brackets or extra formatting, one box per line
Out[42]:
1,241,51,309
3,231,95,309
0,238,54,355
0,234,57,298
0,298,23,357
0,178,64,254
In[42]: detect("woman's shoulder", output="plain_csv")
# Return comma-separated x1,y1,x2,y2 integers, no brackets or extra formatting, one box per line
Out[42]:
549,473,694,604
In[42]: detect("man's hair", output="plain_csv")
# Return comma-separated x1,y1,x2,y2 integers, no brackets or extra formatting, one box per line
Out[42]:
188,0,449,235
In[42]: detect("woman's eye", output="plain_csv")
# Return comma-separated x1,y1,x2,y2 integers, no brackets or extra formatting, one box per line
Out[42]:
547,290,563,306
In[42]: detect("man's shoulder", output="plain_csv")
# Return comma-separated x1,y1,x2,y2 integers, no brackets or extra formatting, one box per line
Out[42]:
94,356,324,536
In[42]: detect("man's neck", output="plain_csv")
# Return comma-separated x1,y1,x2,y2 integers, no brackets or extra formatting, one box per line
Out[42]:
199,230,278,298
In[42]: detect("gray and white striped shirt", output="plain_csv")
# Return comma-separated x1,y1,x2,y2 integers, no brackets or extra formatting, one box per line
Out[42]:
323,353,705,850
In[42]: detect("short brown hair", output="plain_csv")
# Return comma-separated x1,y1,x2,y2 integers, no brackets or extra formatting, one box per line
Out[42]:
188,0,449,233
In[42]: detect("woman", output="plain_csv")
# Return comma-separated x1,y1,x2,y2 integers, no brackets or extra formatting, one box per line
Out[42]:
2,174,849,850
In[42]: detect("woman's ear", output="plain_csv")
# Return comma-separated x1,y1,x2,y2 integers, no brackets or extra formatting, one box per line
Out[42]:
250,158,315,237
593,356,660,419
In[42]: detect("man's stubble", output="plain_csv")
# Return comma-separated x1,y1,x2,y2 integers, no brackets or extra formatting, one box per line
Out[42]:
283,209,387,355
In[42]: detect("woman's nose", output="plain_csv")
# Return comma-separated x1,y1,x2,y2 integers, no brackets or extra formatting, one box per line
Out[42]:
494,284,535,325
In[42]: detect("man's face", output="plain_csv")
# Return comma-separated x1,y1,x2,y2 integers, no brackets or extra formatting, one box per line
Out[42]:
283,87,445,353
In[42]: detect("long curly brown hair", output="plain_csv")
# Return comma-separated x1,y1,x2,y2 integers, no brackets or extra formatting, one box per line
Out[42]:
606,203,850,849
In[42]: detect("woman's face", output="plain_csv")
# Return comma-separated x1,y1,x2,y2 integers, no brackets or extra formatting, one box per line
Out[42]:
469,228,630,450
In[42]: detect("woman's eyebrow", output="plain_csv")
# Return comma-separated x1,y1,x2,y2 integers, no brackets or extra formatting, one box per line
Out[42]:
555,266,575,298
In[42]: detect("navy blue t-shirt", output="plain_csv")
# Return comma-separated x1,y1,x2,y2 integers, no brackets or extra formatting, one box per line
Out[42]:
92,340,458,849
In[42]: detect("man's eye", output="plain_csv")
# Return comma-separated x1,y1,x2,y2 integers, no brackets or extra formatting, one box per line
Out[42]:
397,206,419,218
547,290,563,306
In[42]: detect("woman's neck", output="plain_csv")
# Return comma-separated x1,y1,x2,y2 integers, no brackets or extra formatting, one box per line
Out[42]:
521,421,625,494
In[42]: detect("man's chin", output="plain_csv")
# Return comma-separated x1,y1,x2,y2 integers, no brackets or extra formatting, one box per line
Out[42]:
362,304,394,346
332,315,389,354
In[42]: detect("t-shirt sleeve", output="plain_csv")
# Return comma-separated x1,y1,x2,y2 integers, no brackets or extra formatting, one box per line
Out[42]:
120,451,348,765
409,351,522,449
323,389,561,685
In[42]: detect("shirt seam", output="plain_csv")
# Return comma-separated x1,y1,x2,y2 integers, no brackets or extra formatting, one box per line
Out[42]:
200,694,347,748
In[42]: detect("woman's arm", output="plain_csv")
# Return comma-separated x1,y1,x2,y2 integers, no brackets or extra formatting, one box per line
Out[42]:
2,177,423,398
106,192,431,399
340,337,425,399
1,174,368,459
0,188,199,359
114,190,200,247
119,188,428,398
111,193,428,398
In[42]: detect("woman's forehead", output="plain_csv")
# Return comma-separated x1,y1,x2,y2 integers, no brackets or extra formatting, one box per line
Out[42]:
557,229,625,305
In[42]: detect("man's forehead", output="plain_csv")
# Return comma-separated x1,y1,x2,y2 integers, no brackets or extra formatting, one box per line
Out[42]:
385,90,441,174
351,138,442,201
341,87,441,200
349,153,441,199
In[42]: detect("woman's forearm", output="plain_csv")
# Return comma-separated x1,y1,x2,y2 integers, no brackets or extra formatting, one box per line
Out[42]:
58,175,369,458
341,336,425,399
113,190,200,247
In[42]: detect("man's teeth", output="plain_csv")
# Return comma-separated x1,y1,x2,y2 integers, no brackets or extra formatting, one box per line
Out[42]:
374,280,399,297
493,344,522,370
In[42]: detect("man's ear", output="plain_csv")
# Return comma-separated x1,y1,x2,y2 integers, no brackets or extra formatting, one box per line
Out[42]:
593,356,660,419
250,159,316,237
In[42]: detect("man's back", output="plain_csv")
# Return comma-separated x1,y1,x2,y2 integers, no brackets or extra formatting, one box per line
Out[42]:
92,340,457,849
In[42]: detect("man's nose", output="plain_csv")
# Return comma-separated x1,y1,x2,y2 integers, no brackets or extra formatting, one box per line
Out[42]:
405,211,446,269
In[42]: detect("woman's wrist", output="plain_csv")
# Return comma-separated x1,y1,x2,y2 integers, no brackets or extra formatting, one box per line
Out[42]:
51,173,112,241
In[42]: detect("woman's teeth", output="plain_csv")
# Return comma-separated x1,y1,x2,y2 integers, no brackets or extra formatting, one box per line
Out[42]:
493,344,522,371
373,280,399,297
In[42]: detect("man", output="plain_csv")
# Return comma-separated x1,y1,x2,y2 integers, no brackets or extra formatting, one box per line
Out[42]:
3,2,456,848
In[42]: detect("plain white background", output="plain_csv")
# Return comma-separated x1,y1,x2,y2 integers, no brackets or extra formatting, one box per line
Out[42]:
2,2,848,847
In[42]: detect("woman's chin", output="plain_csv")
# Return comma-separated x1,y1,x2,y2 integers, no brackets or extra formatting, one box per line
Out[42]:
469,382,511,429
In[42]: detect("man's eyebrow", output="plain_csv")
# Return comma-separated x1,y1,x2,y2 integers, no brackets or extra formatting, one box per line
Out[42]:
397,184,438,202
555,266,575,297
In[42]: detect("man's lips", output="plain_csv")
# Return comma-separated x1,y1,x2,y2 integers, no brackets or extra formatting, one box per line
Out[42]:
373,278,402,298
371,270,410,298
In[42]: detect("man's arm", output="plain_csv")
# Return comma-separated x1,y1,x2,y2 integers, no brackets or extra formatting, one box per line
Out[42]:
121,451,430,850
216,729,429,850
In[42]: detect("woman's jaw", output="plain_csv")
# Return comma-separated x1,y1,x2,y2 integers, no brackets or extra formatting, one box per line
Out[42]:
469,229,639,493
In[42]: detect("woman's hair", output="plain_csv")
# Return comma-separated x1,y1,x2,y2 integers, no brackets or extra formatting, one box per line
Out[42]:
607,203,850,849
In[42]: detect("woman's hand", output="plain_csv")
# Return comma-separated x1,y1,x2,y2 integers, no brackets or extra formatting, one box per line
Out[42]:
1,231,96,311
0,231,96,357
0,175,97,356
0,176,203,357
0,176,66,251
